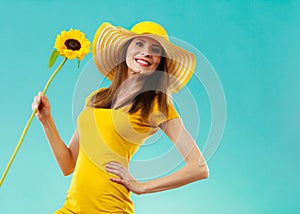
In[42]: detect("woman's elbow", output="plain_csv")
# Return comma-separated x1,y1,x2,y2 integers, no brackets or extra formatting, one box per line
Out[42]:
202,164,209,179
196,163,209,180
62,168,74,176
61,164,75,176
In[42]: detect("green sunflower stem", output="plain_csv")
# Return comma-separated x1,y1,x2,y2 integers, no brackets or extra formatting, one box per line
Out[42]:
0,57,68,187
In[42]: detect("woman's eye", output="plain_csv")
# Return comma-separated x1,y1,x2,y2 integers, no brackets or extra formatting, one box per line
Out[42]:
151,47,161,54
136,41,143,47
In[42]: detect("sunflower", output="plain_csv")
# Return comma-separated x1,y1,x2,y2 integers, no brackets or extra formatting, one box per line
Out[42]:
54,29,90,60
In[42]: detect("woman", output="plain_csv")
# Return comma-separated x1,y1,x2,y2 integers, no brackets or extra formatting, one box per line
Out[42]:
32,21,209,213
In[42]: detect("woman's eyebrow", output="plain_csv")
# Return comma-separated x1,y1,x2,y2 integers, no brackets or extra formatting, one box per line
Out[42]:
151,44,162,48
135,38,146,43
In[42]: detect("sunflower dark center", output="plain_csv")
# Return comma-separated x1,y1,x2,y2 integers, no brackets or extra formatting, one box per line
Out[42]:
65,39,81,51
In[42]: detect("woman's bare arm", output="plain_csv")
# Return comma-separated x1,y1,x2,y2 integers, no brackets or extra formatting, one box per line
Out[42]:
106,117,209,194
33,92,79,176
41,119,79,176
141,118,209,193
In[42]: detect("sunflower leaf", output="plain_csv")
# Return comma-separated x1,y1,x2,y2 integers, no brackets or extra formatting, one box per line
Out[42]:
77,59,81,68
48,50,59,69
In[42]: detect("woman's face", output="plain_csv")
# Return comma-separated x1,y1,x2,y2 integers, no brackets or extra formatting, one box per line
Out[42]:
125,36,163,78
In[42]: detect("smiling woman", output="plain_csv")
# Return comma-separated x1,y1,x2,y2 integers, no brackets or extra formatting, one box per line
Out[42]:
32,21,208,214
125,37,163,77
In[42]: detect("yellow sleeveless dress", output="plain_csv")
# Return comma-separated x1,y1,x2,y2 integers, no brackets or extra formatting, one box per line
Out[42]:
54,90,179,214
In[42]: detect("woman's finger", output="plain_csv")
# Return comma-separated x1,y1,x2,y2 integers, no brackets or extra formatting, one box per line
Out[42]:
41,94,49,105
106,167,123,177
32,96,39,109
106,163,127,174
32,103,37,111
32,92,43,110
108,162,124,168
110,177,123,184
34,94,42,104
106,165,128,178
105,164,123,172
38,92,44,102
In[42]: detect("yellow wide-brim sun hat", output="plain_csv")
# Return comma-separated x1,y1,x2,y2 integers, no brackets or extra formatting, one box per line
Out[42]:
92,21,196,93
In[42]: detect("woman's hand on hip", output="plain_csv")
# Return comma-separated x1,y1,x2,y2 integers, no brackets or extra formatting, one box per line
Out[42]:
32,91,51,122
105,162,145,195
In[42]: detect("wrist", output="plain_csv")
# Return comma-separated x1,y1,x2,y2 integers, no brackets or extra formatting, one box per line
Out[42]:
139,181,149,195
40,115,53,126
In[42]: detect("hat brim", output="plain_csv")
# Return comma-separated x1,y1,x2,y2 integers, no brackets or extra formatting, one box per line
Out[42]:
92,22,196,93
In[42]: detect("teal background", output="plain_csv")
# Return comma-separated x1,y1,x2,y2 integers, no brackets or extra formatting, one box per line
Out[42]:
1,0,299,213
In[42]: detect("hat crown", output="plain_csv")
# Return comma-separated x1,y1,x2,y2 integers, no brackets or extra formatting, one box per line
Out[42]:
130,21,169,41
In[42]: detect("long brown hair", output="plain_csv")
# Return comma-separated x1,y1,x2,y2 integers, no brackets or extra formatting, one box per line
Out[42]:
87,38,169,122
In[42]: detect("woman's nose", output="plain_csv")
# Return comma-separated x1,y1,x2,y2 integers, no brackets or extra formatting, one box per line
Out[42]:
140,52,150,57
140,46,151,57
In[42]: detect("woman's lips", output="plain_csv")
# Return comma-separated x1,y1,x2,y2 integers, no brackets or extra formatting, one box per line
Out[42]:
135,58,150,67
